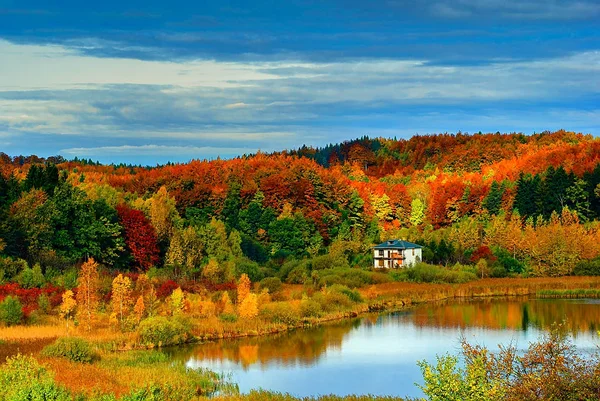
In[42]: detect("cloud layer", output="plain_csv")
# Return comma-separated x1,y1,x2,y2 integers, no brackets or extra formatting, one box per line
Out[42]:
0,0,598,164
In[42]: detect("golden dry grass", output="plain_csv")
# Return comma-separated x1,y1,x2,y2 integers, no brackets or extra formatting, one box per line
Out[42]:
365,276,600,300
0,324,65,341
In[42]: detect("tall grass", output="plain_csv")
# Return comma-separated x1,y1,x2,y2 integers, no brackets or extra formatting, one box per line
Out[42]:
537,289,600,299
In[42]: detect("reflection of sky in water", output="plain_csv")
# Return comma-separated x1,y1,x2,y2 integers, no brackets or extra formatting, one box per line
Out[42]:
186,299,600,398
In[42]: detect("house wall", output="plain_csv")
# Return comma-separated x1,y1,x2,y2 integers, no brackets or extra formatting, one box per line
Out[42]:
373,248,422,268
402,248,422,267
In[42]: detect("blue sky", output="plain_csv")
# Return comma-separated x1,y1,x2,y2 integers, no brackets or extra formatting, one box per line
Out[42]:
0,0,598,164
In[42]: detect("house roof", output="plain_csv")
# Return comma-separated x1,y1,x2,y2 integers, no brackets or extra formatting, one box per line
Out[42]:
373,239,423,250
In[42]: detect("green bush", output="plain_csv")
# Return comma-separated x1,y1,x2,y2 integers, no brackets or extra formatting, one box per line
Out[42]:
259,302,300,326
138,316,191,347
219,313,238,323
259,277,283,294
493,247,525,274
395,262,477,284
315,268,390,288
41,337,97,363
0,354,72,401
235,258,264,283
286,264,310,284
0,295,23,326
573,258,600,276
311,253,350,271
38,293,51,314
299,298,322,318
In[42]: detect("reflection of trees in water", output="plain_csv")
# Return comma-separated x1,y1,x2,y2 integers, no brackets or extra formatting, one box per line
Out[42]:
409,298,600,335
173,298,599,369
177,319,360,369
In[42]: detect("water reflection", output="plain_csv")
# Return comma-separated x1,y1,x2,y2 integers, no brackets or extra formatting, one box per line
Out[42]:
176,298,600,398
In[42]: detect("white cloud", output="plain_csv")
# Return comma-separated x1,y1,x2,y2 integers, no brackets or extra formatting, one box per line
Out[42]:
0,39,279,90
0,39,598,160
59,144,256,157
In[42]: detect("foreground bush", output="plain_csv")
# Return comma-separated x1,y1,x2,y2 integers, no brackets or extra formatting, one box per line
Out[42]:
138,316,191,347
0,354,72,400
419,324,600,401
42,337,97,363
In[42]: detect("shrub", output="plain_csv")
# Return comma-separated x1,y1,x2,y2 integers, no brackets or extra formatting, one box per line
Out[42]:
235,258,264,283
573,258,600,276
299,297,322,318
259,277,283,294
259,302,300,326
0,354,72,401
312,286,355,312
37,293,51,314
219,313,238,323
0,295,23,326
41,337,97,363
311,253,350,271
397,262,477,284
286,264,310,284
138,316,191,347
315,268,391,288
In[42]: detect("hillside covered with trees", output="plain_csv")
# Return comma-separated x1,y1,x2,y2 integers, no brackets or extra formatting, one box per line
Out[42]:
1,130,600,287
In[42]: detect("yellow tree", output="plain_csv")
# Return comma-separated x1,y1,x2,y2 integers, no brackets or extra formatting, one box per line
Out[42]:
133,296,145,323
169,287,185,316
237,274,251,305
239,293,258,319
221,291,235,315
110,274,133,329
146,186,182,243
76,258,100,332
59,290,77,334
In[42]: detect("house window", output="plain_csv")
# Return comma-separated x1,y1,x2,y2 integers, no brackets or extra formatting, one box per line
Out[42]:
378,259,384,267
378,250,384,257
412,249,415,256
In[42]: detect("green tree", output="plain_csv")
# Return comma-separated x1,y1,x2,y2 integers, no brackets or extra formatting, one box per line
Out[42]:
0,296,23,326
566,178,591,221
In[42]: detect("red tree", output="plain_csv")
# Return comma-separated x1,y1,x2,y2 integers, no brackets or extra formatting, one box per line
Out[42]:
116,204,160,270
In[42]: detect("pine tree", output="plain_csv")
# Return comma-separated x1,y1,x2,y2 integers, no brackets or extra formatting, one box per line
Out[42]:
483,181,504,215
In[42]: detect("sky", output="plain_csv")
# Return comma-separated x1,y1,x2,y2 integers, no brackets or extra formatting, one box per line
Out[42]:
0,0,598,165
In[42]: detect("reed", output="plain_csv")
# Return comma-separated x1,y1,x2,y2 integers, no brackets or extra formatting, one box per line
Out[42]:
537,289,600,299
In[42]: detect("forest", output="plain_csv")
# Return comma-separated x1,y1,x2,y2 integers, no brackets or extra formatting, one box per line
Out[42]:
1,129,600,285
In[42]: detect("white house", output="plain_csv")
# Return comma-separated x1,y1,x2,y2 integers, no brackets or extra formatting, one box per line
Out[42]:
373,240,422,268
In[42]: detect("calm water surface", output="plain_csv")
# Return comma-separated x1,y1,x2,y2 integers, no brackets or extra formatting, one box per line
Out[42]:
173,298,600,398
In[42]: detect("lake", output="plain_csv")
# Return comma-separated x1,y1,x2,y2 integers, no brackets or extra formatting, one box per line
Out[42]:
172,297,600,398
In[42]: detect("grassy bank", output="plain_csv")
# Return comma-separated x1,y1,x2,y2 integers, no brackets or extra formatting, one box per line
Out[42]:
537,288,600,298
